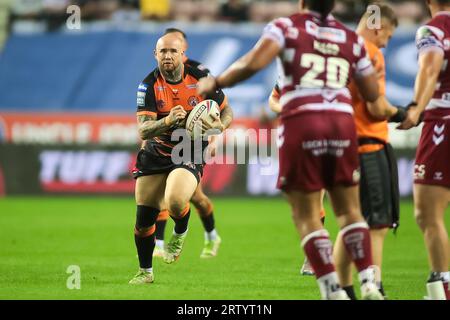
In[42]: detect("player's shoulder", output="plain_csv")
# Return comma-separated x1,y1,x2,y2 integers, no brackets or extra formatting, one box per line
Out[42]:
186,59,210,74
139,68,159,88
185,64,208,80
427,12,450,34
271,15,295,29
417,14,450,41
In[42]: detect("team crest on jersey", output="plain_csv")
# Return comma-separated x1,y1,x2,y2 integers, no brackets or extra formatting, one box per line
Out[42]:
157,99,166,110
188,96,199,107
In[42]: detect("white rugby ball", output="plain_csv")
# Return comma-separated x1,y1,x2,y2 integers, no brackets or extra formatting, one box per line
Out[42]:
185,99,220,139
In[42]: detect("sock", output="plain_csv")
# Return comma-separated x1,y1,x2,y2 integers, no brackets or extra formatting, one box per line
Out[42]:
155,219,167,241
427,271,448,299
134,205,159,269
172,209,191,234
301,229,335,278
444,282,450,300
430,271,450,300
317,272,342,299
340,222,374,283
302,229,340,298
134,227,155,269
205,229,218,241
155,239,164,249
378,281,386,297
343,285,357,300
140,267,152,273
200,213,215,233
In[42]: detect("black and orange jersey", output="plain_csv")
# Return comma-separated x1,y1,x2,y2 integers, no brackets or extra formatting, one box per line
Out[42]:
184,57,210,74
349,39,388,154
136,64,227,158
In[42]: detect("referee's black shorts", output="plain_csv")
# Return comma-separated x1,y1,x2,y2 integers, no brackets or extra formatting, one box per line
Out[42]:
359,142,399,230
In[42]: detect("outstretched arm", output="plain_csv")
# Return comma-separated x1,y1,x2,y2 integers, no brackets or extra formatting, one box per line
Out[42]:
197,38,281,95
216,38,281,89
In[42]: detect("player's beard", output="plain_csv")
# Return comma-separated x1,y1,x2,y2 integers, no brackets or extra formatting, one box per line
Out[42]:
160,62,183,83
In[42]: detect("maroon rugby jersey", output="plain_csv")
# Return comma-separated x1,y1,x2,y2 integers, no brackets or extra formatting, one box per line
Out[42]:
261,12,373,118
416,11,450,114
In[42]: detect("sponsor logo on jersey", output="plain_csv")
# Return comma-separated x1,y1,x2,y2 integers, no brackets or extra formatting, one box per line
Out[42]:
306,21,346,43
138,83,148,92
434,172,443,180
186,84,197,89
172,89,180,101
433,124,445,145
157,86,165,91
137,97,145,107
414,164,426,180
417,37,442,51
182,161,196,170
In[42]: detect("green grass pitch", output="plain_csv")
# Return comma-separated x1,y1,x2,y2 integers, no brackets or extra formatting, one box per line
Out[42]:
0,197,449,300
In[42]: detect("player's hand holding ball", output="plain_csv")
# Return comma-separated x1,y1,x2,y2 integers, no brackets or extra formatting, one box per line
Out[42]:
201,113,224,135
165,105,187,127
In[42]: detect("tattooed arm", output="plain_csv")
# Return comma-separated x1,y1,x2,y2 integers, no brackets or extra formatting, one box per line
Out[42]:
220,104,233,130
137,106,187,140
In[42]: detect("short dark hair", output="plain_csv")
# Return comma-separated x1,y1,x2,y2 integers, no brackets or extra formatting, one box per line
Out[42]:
164,28,187,39
304,0,335,19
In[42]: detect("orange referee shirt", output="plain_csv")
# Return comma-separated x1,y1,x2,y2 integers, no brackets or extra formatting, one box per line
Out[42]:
349,39,388,154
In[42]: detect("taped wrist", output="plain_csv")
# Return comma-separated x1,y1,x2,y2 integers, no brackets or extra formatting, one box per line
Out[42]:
389,107,407,123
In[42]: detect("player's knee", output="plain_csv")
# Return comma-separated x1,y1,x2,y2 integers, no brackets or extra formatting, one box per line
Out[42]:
135,193,159,208
415,209,440,232
167,200,186,218
135,205,159,233
414,206,430,231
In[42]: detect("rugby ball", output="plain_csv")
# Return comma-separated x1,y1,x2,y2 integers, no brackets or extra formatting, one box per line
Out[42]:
185,99,220,139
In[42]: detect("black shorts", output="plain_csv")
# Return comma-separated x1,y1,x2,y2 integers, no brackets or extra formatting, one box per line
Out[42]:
359,144,399,229
132,148,203,183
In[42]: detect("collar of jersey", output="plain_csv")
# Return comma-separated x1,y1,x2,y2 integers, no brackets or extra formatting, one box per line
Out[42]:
307,10,335,21
436,11,450,17
153,66,188,85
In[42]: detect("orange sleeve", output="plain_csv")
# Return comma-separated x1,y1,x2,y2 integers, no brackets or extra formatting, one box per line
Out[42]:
366,41,386,97
374,49,386,97
219,95,228,111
